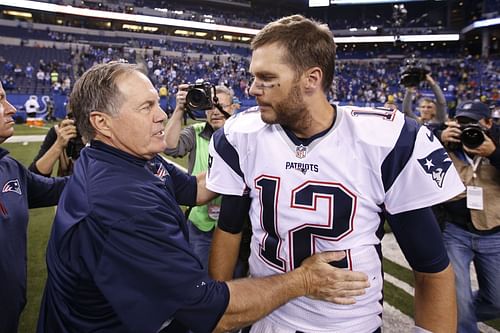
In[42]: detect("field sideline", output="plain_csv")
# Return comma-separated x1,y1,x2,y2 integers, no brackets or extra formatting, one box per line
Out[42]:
4,124,499,332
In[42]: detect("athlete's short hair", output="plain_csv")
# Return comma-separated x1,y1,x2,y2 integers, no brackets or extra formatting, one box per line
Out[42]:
69,61,139,141
251,14,336,93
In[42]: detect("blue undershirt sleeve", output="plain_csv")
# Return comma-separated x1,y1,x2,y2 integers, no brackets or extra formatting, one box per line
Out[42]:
218,194,251,234
386,207,449,273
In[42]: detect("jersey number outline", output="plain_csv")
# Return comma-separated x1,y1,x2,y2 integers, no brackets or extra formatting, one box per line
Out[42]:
351,107,397,121
255,176,357,272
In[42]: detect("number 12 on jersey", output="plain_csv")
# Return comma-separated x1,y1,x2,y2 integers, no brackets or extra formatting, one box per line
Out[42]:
255,175,357,272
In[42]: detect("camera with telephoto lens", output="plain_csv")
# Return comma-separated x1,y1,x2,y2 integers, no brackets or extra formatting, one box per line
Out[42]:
399,60,431,87
459,123,485,149
185,81,214,111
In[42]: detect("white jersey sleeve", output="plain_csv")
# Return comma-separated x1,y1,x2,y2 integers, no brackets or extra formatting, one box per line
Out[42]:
206,108,262,196
383,121,465,214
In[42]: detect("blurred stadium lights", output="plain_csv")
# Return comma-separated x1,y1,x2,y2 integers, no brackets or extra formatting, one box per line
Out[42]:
336,34,459,43
330,0,445,4
2,10,32,18
0,0,260,35
462,17,500,34
310,0,445,6
309,0,329,7
1,0,459,44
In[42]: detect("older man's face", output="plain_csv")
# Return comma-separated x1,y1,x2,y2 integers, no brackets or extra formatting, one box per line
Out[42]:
105,71,167,160
206,92,233,130
0,82,16,144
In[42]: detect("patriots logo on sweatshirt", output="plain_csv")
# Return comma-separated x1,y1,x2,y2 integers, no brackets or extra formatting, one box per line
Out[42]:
2,179,22,195
417,149,452,188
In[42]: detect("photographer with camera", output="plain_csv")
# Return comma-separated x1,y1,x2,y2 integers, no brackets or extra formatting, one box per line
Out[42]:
29,112,84,177
437,100,500,333
402,68,447,125
164,83,236,272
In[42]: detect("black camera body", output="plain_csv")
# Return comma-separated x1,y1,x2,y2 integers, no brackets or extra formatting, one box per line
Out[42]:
185,82,214,111
443,123,486,150
66,135,85,160
400,61,430,87
65,112,84,160
460,123,485,149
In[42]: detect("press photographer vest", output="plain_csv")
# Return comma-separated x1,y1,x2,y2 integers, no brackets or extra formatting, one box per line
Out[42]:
448,151,500,231
188,122,220,232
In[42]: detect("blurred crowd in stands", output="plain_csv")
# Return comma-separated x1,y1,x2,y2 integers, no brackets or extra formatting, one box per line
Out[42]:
1,42,498,117
1,0,499,117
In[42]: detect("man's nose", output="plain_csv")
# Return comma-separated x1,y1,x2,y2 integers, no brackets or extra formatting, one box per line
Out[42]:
210,107,221,114
248,81,262,97
2,101,16,115
156,105,167,122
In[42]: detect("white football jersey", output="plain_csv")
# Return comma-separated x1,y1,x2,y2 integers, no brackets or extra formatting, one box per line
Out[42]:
206,105,464,332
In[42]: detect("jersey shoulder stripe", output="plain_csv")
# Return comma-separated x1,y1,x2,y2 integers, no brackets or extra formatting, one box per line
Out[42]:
381,117,420,191
337,105,421,192
212,128,244,178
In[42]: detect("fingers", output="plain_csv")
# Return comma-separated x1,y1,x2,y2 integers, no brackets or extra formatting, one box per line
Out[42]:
56,124,78,146
463,136,495,157
300,251,370,305
305,251,368,281
176,89,188,110
60,118,74,127
327,286,370,305
306,269,371,304
178,83,189,91
441,124,461,143
316,250,346,263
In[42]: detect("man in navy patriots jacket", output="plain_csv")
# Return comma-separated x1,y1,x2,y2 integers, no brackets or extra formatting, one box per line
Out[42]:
0,82,67,333
36,62,370,333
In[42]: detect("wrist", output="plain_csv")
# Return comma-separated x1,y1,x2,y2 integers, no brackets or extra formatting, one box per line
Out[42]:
54,141,66,152
288,266,309,298
173,107,185,118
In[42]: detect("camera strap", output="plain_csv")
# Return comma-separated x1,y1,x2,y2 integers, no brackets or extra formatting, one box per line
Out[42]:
214,102,232,119
464,154,482,180
212,87,232,119
464,154,484,210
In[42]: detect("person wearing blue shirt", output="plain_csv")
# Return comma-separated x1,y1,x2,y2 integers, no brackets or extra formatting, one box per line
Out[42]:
0,81,67,333
36,62,371,333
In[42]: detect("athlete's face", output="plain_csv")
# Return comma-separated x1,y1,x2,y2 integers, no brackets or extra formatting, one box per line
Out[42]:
249,43,308,127
419,100,436,121
206,92,233,130
0,82,16,144
102,71,167,160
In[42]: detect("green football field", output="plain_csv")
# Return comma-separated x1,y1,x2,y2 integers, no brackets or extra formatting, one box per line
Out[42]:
4,123,499,333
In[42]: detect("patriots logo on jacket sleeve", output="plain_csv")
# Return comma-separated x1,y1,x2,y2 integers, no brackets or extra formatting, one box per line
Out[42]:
2,179,22,195
417,148,452,188
154,163,169,182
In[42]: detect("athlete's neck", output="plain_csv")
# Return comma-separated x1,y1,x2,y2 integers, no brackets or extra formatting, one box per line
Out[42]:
290,101,336,138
